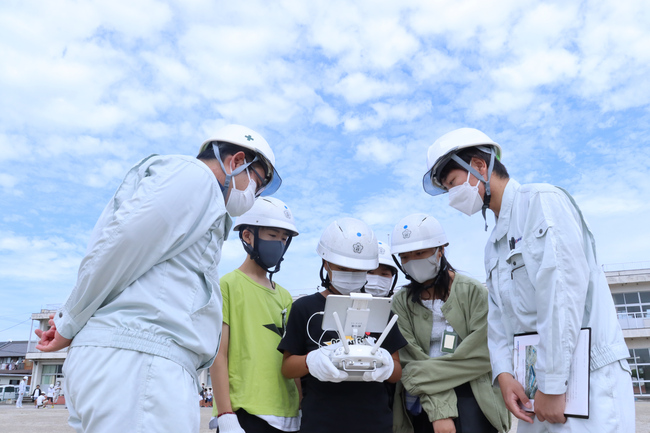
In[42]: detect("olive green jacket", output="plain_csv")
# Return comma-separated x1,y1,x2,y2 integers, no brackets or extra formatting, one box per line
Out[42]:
392,273,510,433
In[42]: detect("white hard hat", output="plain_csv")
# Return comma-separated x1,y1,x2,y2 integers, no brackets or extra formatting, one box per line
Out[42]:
23,376,28,380
316,218,379,271
233,197,299,236
200,124,281,196
377,241,397,272
391,213,448,254
422,128,501,196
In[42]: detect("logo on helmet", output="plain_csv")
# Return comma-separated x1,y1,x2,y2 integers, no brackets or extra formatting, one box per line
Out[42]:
352,242,364,254
378,247,385,255
402,229,411,239
284,209,292,219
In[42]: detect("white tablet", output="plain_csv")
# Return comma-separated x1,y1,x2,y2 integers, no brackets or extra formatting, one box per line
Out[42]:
321,293,393,335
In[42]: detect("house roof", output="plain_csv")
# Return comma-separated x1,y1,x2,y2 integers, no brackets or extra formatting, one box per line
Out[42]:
0,341,29,358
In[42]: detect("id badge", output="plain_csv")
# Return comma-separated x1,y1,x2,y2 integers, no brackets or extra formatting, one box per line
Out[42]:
440,329,459,353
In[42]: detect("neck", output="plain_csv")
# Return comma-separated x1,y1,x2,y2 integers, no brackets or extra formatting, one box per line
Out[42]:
487,175,509,218
239,257,273,289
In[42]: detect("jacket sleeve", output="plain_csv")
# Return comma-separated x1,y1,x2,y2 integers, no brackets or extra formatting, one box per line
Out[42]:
486,260,514,383
420,389,459,422
525,190,590,394
392,291,430,365
54,160,223,339
400,283,491,396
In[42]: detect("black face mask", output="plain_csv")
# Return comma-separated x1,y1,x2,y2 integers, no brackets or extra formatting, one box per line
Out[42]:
256,238,286,270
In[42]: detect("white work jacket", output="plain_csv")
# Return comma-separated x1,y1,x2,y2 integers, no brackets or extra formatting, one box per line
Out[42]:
485,179,628,395
53,155,232,386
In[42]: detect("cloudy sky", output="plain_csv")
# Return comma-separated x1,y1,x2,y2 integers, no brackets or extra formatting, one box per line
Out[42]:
2,0,650,342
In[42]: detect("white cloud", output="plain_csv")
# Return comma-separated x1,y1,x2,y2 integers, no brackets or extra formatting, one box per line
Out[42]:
330,73,409,105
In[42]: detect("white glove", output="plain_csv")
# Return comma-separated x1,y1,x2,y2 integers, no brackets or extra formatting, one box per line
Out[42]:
306,349,349,383
363,348,394,382
215,413,246,433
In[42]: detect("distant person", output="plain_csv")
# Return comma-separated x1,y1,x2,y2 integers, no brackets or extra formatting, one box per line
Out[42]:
422,128,634,432
210,197,300,432
16,376,27,408
32,385,41,407
47,383,55,406
54,381,62,404
279,218,407,433
36,392,47,409
34,124,282,433
390,213,510,433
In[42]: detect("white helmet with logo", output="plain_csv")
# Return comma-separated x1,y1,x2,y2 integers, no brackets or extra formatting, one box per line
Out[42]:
200,124,281,196
391,213,448,254
233,197,299,236
377,241,397,273
317,218,378,271
422,127,501,196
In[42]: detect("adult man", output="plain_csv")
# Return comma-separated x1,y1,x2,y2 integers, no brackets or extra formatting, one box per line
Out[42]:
421,128,633,432
16,376,27,408
35,124,282,432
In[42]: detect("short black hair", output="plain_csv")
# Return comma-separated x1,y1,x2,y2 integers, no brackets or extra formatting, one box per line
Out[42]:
439,147,509,186
197,141,257,163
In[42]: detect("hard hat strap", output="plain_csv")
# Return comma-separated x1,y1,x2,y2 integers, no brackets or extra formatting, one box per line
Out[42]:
211,142,258,193
450,147,497,231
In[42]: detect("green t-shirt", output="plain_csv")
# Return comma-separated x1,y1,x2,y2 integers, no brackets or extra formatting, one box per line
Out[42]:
212,269,299,419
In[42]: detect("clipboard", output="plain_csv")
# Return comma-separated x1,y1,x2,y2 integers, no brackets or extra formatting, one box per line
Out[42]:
513,328,591,418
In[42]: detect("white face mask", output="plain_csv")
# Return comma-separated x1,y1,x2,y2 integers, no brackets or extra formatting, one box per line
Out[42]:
364,274,393,297
448,171,484,216
329,269,367,295
403,251,441,284
225,167,256,217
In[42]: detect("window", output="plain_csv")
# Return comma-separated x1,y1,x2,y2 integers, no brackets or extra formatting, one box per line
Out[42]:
41,364,64,386
640,292,650,303
613,293,625,305
624,292,640,304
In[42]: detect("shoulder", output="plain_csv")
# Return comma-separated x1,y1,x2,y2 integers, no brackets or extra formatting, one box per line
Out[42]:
453,273,487,293
145,155,224,201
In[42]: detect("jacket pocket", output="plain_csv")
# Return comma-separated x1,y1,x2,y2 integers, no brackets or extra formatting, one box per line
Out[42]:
506,248,536,315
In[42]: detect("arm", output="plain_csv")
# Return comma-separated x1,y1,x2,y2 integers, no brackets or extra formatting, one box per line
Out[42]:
281,351,308,379
386,350,402,383
53,161,223,339
211,323,232,415
528,191,589,396
392,293,430,365
400,284,491,396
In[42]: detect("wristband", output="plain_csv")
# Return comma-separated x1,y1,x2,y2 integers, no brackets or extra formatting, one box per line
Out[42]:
217,411,234,418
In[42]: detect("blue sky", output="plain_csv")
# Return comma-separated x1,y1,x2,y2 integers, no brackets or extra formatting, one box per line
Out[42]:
2,0,650,342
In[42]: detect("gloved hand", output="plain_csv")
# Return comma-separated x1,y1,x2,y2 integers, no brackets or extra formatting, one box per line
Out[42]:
306,348,349,382
215,413,246,433
363,348,394,382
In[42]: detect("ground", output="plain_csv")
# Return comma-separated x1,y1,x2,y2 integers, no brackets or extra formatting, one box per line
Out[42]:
1,402,649,432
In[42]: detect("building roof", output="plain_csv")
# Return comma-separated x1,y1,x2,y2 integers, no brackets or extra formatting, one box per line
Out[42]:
0,341,29,358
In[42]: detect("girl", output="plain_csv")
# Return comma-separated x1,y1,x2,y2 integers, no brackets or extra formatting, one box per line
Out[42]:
390,213,510,433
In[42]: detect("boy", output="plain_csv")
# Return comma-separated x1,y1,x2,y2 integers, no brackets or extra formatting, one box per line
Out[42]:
210,197,300,433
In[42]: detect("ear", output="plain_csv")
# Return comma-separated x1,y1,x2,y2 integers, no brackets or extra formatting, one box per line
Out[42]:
242,228,254,245
230,151,248,168
470,157,488,178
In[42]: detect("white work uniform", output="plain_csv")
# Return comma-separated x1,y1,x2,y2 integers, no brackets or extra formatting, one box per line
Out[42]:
485,179,634,432
53,155,232,433
16,380,25,408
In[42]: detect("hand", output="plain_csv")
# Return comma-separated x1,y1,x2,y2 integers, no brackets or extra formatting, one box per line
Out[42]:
216,413,245,433
306,349,348,383
363,348,394,382
35,316,72,352
497,373,534,424
432,418,456,433
534,390,567,424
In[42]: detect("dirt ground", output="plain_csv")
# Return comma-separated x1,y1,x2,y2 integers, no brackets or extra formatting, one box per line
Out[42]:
1,401,648,432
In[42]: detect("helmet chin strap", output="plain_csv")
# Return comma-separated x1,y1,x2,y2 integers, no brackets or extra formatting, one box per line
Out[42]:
449,146,496,231
240,227,292,286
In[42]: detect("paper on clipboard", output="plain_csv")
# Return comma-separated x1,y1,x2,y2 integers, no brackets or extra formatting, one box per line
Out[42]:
513,328,591,418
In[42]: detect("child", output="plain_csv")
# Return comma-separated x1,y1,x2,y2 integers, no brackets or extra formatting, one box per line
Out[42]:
36,392,47,409
364,241,398,297
210,197,300,433
278,218,407,433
